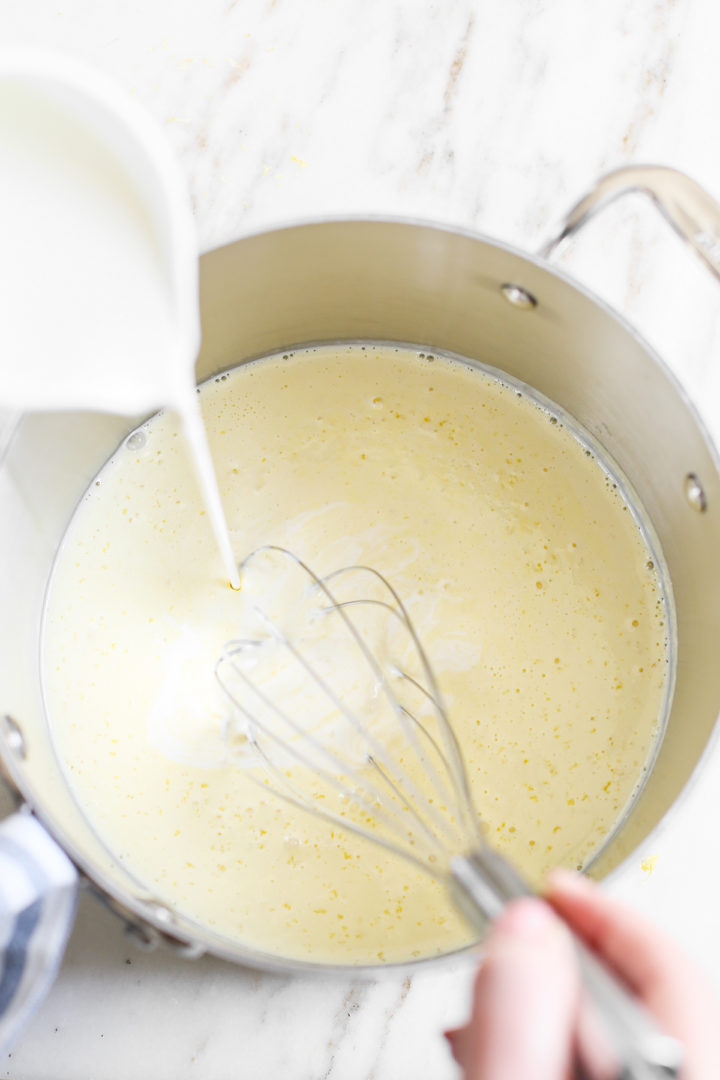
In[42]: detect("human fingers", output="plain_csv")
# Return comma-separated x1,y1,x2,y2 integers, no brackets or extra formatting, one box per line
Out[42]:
548,869,720,1080
446,898,578,1080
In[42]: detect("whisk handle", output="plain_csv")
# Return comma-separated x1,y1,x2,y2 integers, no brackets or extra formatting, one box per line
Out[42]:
450,853,683,1080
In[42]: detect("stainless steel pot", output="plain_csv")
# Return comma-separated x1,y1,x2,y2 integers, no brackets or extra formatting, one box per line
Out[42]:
1,165,719,969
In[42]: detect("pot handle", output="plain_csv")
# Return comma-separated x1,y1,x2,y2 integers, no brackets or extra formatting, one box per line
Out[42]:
0,808,77,1052
539,165,720,279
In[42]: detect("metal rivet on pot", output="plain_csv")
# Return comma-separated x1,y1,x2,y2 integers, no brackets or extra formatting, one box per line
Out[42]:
144,901,179,929
500,283,538,309
125,430,147,451
684,473,707,512
1,715,26,760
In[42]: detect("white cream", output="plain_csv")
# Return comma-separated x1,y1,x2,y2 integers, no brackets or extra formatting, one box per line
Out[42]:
42,345,669,964
0,77,178,412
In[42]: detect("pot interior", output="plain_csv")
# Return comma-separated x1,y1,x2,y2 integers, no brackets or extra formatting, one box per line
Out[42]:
1,220,719,965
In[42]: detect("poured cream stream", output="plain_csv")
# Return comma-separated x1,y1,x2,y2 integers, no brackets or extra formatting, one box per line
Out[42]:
42,345,668,964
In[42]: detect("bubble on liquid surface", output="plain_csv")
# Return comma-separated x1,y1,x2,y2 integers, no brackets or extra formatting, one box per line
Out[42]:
126,430,147,451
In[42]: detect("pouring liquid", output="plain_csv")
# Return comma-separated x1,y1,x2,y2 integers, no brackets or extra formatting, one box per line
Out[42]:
0,69,240,590
177,398,241,590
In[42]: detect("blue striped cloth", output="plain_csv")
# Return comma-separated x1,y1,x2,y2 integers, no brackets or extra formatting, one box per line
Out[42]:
0,811,77,1051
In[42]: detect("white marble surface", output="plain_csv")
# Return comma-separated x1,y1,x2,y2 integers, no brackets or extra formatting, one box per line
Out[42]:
4,1,720,1076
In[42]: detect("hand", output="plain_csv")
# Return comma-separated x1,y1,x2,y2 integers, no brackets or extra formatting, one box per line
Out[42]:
445,869,720,1080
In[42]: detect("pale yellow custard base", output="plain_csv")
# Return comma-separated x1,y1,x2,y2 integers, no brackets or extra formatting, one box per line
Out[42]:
42,345,668,965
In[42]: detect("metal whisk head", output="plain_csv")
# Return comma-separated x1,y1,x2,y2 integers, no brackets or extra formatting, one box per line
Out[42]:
215,545,483,877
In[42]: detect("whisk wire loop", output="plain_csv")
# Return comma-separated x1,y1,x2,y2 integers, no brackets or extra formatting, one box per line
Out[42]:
217,545,482,866
324,565,479,836
213,639,444,859
324,596,465,819
251,551,462,802
246,735,443,874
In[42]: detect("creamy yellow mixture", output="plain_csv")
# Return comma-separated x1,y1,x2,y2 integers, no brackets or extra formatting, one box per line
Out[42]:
42,345,668,964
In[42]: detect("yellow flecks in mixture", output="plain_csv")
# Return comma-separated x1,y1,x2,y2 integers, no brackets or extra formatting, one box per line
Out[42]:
42,344,669,966
641,854,659,876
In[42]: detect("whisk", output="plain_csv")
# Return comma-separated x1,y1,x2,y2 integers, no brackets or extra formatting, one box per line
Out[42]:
216,545,682,1080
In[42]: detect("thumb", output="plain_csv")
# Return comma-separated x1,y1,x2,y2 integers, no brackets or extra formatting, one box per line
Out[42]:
450,899,579,1080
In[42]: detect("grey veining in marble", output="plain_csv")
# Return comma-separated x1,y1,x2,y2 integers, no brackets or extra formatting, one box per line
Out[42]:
3,1,720,1076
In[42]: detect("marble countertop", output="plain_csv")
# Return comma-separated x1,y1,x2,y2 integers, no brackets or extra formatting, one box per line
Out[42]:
4,1,720,1076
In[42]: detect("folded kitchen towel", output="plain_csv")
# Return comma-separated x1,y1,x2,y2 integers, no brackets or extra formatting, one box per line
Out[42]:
0,810,77,1053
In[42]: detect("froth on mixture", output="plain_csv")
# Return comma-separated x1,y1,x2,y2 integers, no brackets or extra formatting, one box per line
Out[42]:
42,345,669,964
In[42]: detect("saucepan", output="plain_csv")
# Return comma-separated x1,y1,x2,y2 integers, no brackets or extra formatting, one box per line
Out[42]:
1,166,720,979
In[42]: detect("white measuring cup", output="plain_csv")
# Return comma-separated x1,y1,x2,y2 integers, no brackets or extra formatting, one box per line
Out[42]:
0,51,240,589
0,50,200,415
